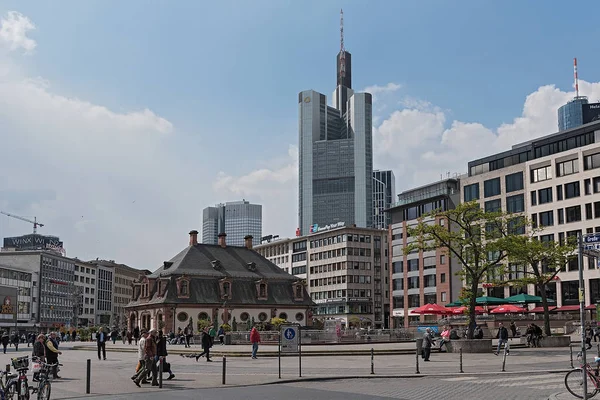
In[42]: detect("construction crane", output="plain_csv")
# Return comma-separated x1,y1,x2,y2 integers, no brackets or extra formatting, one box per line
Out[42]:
0,211,44,234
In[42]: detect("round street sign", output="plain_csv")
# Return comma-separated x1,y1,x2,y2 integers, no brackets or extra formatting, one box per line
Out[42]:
284,327,296,340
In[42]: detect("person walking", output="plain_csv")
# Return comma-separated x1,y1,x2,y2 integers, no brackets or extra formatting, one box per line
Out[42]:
209,325,217,346
11,331,19,352
32,334,46,382
438,326,451,352
127,330,133,345
97,327,107,360
250,326,261,359
218,326,225,345
156,331,175,380
194,328,213,362
110,328,118,345
133,329,159,387
1,331,8,354
494,323,510,355
44,333,62,379
509,321,517,338
122,328,127,344
183,326,191,348
71,329,77,342
585,325,594,350
131,330,148,383
133,326,140,345
422,328,434,361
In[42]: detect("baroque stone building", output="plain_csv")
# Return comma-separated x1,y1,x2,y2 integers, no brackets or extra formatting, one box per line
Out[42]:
125,231,313,332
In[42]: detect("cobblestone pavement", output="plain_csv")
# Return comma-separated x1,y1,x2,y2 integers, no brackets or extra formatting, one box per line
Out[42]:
0,345,576,399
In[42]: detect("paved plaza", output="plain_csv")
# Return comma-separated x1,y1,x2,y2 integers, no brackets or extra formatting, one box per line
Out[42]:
0,341,581,399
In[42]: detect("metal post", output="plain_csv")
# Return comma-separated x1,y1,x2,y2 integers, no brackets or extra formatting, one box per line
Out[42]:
278,331,281,379
370,348,374,375
86,359,91,394
459,348,463,373
298,327,302,378
579,233,589,400
5,364,9,374
415,350,420,374
222,356,226,385
501,346,507,372
159,358,163,389
597,343,599,358
570,343,574,369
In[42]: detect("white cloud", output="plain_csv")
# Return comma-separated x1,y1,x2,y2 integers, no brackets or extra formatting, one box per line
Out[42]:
362,82,402,95
0,11,36,53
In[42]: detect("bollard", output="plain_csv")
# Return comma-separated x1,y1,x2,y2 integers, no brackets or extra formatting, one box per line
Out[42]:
86,359,91,394
459,348,464,373
159,358,163,389
222,356,226,385
415,350,420,374
570,343,574,369
597,343,599,358
370,348,374,375
501,346,507,372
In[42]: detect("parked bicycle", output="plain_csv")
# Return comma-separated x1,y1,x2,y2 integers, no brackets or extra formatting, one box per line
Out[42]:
0,369,17,400
4,356,56,400
565,352,600,398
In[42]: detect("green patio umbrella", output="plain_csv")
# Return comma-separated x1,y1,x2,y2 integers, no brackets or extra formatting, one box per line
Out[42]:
475,296,506,305
504,293,556,304
445,301,463,307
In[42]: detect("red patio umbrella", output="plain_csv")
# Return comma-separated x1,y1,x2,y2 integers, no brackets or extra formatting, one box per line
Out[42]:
451,306,486,315
490,304,526,314
411,303,450,315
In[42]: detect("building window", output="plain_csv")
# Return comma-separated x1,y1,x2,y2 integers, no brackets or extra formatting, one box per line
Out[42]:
539,211,554,227
538,188,553,204
440,273,446,283
594,177,600,194
587,203,594,220
177,312,188,322
530,191,537,206
485,199,501,213
566,205,582,223
595,202,600,219
408,277,419,289
295,312,304,322
407,259,419,271
464,183,480,201
440,255,446,265
505,172,524,192
557,185,563,201
558,208,565,224
441,292,447,302
484,178,501,198
508,217,525,235
565,181,581,199
557,159,579,177
240,312,249,322
258,312,268,322
584,152,600,170
531,165,552,183
585,179,592,195
181,281,189,296
506,194,524,213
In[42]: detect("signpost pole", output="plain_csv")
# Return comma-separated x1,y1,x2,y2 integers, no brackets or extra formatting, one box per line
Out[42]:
299,327,302,378
278,330,281,379
579,233,588,400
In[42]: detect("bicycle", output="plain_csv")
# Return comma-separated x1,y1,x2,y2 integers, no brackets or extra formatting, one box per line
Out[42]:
565,352,600,398
4,356,56,400
30,358,56,400
0,369,18,400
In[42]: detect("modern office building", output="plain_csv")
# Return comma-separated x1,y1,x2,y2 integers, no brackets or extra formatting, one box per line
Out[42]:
73,260,97,327
558,97,590,131
2,234,64,254
202,200,262,247
256,226,389,328
373,170,396,230
387,179,463,328
0,263,35,331
464,119,600,309
297,20,373,236
0,251,75,330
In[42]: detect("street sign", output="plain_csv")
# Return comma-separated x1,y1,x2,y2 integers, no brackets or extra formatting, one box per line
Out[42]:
583,233,600,244
281,325,299,353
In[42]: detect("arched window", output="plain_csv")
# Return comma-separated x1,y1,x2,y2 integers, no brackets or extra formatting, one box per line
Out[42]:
181,281,189,296
223,282,230,295
259,284,266,298
295,285,303,298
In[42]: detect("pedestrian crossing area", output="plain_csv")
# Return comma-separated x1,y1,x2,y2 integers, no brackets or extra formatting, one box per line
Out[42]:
441,373,565,390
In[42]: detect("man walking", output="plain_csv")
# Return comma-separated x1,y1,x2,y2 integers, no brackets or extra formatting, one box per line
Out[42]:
422,328,434,361
194,328,213,362
250,326,261,359
494,323,510,355
133,329,158,387
156,330,175,380
1,331,8,354
97,327,107,360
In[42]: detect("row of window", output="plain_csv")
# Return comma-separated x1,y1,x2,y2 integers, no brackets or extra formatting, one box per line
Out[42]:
310,234,373,249
393,293,444,309
464,172,524,202
483,194,525,214
532,202,600,227
392,255,446,274
311,289,373,300
75,265,96,275
310,274,373,288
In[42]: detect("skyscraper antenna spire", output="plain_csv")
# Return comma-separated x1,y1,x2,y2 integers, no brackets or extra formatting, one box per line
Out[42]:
574,57,580,98
340,8,345,53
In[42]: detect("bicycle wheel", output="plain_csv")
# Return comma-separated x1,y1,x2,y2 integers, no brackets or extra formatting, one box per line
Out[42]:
4,382,17,400
565,368,599,399
36,381,51,400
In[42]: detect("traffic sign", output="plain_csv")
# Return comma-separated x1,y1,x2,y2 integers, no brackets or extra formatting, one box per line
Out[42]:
281,325,299,353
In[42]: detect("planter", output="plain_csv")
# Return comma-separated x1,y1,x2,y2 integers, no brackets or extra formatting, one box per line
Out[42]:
541,336,570,347
447,339,492,353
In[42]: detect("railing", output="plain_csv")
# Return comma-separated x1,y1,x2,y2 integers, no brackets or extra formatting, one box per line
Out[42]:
227,329,415,344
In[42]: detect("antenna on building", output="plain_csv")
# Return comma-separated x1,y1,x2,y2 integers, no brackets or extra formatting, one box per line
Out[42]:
339,9,346,79
574,57,580,98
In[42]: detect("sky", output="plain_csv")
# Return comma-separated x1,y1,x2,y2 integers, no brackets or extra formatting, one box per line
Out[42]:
1,1,600,270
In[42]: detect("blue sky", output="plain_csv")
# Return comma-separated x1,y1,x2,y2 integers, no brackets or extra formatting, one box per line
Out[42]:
0,1,599,268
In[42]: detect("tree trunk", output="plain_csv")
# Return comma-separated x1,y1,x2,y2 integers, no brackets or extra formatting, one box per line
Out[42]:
539,282,552,337
467,278,479,339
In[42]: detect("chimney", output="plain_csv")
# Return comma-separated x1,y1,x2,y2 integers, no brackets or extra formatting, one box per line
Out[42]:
189,230,199,246
244,235,254,250
218,233,227,248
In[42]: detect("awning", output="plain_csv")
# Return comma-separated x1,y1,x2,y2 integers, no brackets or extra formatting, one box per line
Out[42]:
555,305,581,312
586,304,598,310
529,306,557,313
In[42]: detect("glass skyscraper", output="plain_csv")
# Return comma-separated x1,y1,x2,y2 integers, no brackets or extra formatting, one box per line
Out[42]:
373,170,396,229
558,97,588,131
202,200,262,247
298,42,373,236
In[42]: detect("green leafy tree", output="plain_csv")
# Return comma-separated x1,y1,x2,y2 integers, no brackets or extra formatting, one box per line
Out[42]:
197,317,212,332
270,317,287,330
504,226,577,336
405,201,513,339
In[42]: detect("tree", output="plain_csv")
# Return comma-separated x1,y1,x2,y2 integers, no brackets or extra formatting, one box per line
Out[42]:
504,227,577,336
405,201,512,339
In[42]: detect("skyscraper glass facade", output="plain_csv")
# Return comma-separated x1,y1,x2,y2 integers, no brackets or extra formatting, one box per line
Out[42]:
373,170,396,229
558,97,588,131
202,200,262,247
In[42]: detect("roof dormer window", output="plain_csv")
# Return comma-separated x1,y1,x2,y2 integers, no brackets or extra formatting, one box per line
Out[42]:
211,260,222,270
293,281,304,301
247,262,257,272
176,276,191,299
220,278,232,300
256,279,268,300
